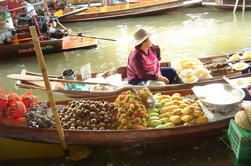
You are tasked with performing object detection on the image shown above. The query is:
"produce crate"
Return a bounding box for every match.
[227,119,251,160]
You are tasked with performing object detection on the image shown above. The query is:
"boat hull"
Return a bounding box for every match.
[0,90,232,145]
[0,36,97,58]
[0,119,229,145]
[59,0,202,22]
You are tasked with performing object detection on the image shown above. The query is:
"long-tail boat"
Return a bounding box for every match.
[0,33,97,58]
[0,88,236,145]
[54,0,202,22]
[9,54,251,98]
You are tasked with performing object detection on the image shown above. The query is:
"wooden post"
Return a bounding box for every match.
[233,0,239,13]
[29,26,68,156]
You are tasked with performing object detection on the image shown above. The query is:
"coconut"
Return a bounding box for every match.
[234,111,251,131]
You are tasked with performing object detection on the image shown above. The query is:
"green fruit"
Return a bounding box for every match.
[149,112,159,117]
[155,124,166,129]
[149,116,160,121]
[148,108,159,113]
[155,103,164,109]
[160,118,170,123]
[150,120,162,127]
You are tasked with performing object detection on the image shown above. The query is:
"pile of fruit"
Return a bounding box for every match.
[173,58,212,83]
[0,90,39,127]
[205,62,235,76]
[114,90,149,129]
[148,93,208,128]
[58,100,118,130]
[25,103,56,128]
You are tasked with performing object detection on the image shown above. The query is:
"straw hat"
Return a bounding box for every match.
[133,28,151,47]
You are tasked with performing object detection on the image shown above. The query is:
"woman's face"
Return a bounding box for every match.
[143,38,152,48]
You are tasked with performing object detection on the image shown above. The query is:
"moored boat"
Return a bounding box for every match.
[0,88,235,145]
[10,54,251,98]
[54,0,202,22]
[0,33,97,58]
[202,0,251,10]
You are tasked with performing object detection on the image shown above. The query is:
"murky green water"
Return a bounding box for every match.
[1,7,251,99]
[1,7,251,165]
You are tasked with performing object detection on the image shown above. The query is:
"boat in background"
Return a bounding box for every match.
[202,0,251,10]
[55,0,202,22]
[10,54,251,98]
[0,33,97,58]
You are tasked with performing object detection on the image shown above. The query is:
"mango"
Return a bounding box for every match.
[181,115,193,122]
[155,124,166,129]
[160,117,170,123]
[196,116,208,124]
[182,106,194,115]
[183,122,192,126]
[155,103,164,109]
[150,120,162,127]
[149,112,159,117]
[172,109,182,115]
[165,122,175,127]
[170,115,181,124]
[149,116,160,121]
[148,108,159,113]
[193,110,204,118]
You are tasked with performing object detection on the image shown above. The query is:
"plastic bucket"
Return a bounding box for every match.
[63,69,76,90]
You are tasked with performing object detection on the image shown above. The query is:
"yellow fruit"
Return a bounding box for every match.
[182,106,194,115]
[161,112,173,118]
[172,93,181,97]
[196,116,208,124]
[170,115,182,124]
[193,110,204,118]
[165,122,175,127]
[179,104,189,109]
[183,122,192,126]
[172,96,183,101]
[160,98,172,104]
[172,109,182,115]
[164,101,175,107]
[160,105,179,114]
[181,115,194,122]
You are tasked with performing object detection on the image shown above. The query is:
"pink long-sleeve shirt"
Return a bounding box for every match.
[127,45,161,84]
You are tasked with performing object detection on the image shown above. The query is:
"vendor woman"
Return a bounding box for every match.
[127,28,178,85]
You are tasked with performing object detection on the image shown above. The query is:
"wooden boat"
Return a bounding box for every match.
[12,54,251,98]
[202,0,251,10]
[0,89,235,145]
[0,33,97,58]
[54,0,202,22]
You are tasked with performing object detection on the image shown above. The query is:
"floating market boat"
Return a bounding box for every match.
[0,89,236,145]
[0,33,97,58]
[54,0,202,22]
[202,0,251,10]
[9,54,251,98]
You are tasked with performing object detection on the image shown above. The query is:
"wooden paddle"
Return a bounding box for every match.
[75,33,117,41]
[7,74,118,87]
[29,26,69,157]
[56,21,117,41]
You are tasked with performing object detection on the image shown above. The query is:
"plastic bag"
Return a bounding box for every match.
[80,63,91,80]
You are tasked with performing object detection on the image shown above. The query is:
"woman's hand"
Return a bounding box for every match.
[157,76,169,84]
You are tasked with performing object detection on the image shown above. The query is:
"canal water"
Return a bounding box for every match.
[1,7,251,165]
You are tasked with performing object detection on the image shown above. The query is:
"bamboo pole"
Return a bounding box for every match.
[233,0,239,13]
[29,26,69,156]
